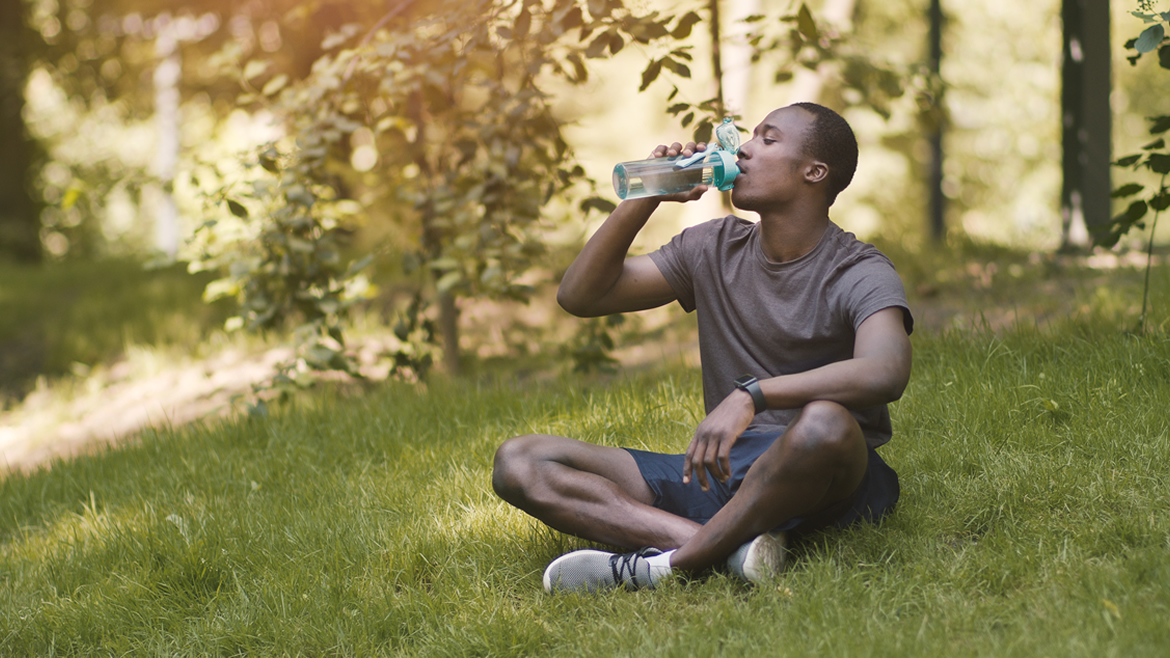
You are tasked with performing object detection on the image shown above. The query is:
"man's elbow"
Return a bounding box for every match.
[556,286,593,317]
[878,367,911,404]
[882,377,908,403]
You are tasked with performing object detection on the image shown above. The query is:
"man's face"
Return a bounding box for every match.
[730,107,818,212]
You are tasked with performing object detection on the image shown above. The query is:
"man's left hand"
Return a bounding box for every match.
[683,388,756,491]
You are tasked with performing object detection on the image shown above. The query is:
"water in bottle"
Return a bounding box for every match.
[612,117,742,200]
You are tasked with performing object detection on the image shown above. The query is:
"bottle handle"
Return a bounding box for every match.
[672,151,708,169]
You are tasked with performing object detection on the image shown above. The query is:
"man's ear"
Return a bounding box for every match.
[804,161,829,185]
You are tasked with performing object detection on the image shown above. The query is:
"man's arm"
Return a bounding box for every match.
[557,142,707,318]
[683,306,912,489]
[754,305,912,409]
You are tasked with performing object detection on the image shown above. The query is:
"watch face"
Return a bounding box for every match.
[735,375,756,387]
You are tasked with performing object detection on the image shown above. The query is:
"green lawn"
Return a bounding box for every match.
[2,320,1168,656]
[0,259,230,401]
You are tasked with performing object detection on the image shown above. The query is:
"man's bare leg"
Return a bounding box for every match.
[492,434,701,550]
[669,400,869,572]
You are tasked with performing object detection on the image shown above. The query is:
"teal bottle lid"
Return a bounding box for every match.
[673,116,741,190]
[709,150,740,191]
[714,116,741,154]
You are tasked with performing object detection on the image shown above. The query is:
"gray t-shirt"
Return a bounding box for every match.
[648,216,913,448]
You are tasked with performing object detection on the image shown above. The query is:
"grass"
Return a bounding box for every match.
[0,259,231,402]
[1,317,1169,655]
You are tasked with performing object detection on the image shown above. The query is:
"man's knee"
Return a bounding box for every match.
[491,434,539,501]
[787,400,864,460]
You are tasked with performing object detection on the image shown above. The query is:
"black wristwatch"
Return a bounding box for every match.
[734,375,766,414]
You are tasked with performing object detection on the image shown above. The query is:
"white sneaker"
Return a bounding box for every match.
[726,531,788,584]
[543,547,664,593]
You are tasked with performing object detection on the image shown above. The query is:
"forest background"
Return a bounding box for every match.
[0,0,1168,464]
[2,1,1170,654]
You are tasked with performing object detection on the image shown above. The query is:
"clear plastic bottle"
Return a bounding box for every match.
[612,117,742,200]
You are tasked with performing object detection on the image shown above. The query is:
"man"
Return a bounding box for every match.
[492,103,913,593]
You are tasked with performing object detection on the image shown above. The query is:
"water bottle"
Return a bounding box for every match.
[612,117,742,200]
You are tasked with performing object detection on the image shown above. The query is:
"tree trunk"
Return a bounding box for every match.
[928,0,946,242]
[707,0,732,211]
[721,0,760,117]
[438,291,459,375]
[154,13,182,259]
[0,0,41,262]
[1060,0,1111,250]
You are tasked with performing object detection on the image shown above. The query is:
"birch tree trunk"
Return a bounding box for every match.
[154,14,181,259]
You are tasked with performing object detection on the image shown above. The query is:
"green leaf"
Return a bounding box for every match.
[1151,190,1170,211]
[259,155,279,174]
[693,119,713,145]
[262,74,288,96]
[430,257,460,271]
[671,11,703,40]
[1122,200,1149,223]
[562,6,583,31]
[1149,153,1170,174]
[566,52,588,82]
[243,60,270,81]
[797,3,819,42]
[1150,115,1170,134]
[436,270,462,293]
[1112,183,1145,198]
[1115,154,1143,167]
[580,197,617,214]
[1143,138,1166,150]
[1160,44,1170,70]
[662,57,691,78]
[639,58,663,91]
[347,254,374,275]
[609,31,624,55]
[667,86,680,102]
[681,111,695,127]
[61,187,82,210]
[515,10,532,39]
[227,199,249,218]
[585,32,610,58]
[203,278,238,302]
[1135,24,1165,54]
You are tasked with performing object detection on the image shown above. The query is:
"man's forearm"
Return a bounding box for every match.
[757,356,910,412]
[557,198,659,314]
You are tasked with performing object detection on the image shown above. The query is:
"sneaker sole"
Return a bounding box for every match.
[739,531,788,584]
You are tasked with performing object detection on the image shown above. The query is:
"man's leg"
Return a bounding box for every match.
[670,399,869,572]
[492,434,701,550]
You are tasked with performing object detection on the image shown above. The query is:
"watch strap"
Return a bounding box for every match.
[734,375,766,414]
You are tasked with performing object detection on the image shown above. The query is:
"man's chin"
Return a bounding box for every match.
[730,191,758,211]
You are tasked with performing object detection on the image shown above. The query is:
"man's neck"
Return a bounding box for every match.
[754,203,831,264]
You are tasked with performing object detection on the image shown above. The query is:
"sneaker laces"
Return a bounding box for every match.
[609,547,661,589]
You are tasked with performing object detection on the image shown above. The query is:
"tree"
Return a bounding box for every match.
[1060,0,1113,249]
[188,0,698,378]
[0,0,41,262]
[1100,3,1170,333]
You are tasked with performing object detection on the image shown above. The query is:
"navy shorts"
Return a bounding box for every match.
[624,430,899,536]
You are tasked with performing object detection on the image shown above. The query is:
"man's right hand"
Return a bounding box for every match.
[649,141,710,204]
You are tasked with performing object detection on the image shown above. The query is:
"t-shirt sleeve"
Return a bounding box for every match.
[838,253,914,336]
[647,219,723,314]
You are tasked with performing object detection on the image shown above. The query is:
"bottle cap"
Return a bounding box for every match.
[709,150,740,191]
[715,117,741,154]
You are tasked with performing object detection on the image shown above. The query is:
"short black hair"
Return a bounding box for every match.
[790,102,858,205]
